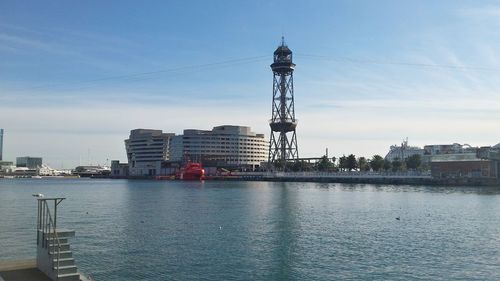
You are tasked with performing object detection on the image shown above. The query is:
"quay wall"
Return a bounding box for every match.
[214,172,500,187]
[108,172,500,186]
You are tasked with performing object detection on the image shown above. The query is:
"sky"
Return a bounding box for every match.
[1,0,500,168]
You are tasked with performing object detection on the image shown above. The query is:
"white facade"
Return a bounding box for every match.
[385,139,424,162]
[125,129,175,176]
[170,125,267,168]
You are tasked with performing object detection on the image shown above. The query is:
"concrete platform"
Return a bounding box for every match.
[0,260,91,281]
[0,259,51,281]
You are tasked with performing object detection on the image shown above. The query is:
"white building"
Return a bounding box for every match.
[170,125,267,169]
[125,129,175,176]
[385,139,424,162]
[0,161,15,174]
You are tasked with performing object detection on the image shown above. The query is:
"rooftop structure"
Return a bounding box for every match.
[423,143,474,155]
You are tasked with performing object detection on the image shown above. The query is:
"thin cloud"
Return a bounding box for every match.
[458,6,500,20]
[0,33,54,51]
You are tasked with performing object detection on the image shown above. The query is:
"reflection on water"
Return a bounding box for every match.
[320,182,500,195]
[0,179,499,281]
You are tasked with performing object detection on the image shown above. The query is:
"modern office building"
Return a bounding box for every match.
[125,129,175,176]
[16,156,43,169]
[0,128,3,161]
[170,125,267,169]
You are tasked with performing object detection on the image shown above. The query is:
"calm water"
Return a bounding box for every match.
[0,179,499,280]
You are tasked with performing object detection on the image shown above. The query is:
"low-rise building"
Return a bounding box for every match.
[12,167,38,177]
[110,160,129,177]
[0,160,14,174]
[430,153,497,179]
[430,143,500,180]
[73,165,111,177]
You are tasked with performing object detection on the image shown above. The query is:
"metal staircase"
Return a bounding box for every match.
[36,198,81,281]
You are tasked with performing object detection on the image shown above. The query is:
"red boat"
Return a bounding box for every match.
[176,162,205,180]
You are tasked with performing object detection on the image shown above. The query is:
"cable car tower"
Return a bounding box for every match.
[268,37,299,169]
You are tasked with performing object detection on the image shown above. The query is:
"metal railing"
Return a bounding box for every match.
[37,197,65,281]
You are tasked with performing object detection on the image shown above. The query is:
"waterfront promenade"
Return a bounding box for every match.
[220,171,499,186]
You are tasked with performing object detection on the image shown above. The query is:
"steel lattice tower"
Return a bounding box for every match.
[268,38,298,169]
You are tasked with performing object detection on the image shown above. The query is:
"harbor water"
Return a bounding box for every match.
[1,179,499,280]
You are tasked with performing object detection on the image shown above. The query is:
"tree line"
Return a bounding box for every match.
[287,154,426,172]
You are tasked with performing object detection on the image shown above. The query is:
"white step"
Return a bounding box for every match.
[52,257,75,267]
[43,229,75,238]
[46,238,69,244]
[57,272,80,281]
[49,242,71,251]
[49,250,72,259]
[53,265,78,275]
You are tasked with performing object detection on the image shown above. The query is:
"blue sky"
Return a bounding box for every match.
[1,0,500,168]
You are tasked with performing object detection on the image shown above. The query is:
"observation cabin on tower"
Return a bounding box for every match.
[271,43,296,74]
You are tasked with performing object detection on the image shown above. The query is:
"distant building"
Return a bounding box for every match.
[12,167,38,177]
[0,128,3,161]
[0,160,14,174]
[38,164,68,176]
[110,160,129,177]
[385,139,424,162]
[430,144,500,180]
[431,153,499,179]
[423,143,474,156]
[16,156,42,169]
[170,125,267,170]
[125,129,175,176]
[73,165,110,177]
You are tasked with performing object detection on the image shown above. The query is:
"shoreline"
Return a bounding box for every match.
[113,172,500,187]
[1,173,499,187]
